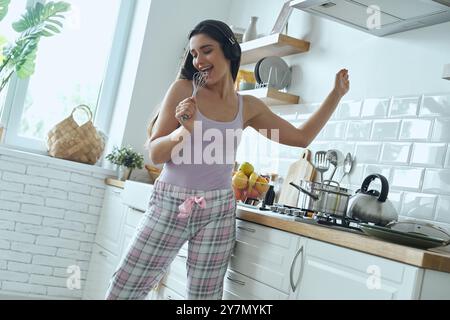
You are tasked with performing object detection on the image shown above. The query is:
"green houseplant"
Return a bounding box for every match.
[0,1,71,93]
[106,146,144,181]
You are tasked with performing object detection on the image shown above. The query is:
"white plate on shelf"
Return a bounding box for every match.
[256,56,291,90]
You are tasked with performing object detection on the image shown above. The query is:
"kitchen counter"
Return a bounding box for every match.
[105,178,450,273]
[105,178,125,189]
[236,205,450,274]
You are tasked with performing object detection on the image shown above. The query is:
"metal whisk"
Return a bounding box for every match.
[181,71,208,121]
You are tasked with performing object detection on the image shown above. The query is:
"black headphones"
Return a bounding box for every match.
[191,20,241,61]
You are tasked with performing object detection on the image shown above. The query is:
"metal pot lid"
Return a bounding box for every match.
[359,223,450,249]
[386,220,450,240]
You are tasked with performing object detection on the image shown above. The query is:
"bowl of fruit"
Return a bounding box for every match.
[232,162,270,203]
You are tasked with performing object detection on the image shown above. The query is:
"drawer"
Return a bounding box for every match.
[223,269,289,300]
[163,255,187,297]
[122,181,153,212]
[306,239,411,283]
[230,220,300,293]
[158,285,184,300]
[125,207,144,228]
[236,219,294,249]
[160,243,189,297]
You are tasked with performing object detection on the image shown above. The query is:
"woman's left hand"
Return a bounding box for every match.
[333,69,350,97]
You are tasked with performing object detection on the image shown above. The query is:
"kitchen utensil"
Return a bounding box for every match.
[326,150,338,183]
[181,71,208,121]
[290,180,351,217]
[314,151,330,187]
[260,185,275,210]
[339,153,353,183]
[257,56,291,89]
[347,174,398,226]
[278,149,316,207]
[359,223,450,249]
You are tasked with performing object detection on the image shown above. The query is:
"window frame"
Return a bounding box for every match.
[0,0,136,154]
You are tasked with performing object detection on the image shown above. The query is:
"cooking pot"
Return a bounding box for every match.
[290,180,351,217]
[347,174,398,226]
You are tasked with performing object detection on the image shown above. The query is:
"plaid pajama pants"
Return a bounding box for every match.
[105,180,236,300]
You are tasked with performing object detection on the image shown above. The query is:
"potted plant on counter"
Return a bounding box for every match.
[106,146,144,181]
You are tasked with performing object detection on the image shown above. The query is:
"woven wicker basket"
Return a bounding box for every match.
[47,105,105,165]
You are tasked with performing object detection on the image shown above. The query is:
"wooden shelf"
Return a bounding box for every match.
[239,87,300,106]
[240,33,310,65]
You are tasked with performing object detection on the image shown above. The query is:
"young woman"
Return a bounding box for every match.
[106,19,349,300]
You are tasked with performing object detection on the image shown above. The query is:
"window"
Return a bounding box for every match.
[0,0,135,153]
[0,0,27,121]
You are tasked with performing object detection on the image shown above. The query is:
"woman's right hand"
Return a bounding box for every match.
[175,97,197,132]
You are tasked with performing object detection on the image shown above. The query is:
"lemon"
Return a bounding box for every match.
[232,171,248,190]
[247,172,258,192]
[238,162,254,177]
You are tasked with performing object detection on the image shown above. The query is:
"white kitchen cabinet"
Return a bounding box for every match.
[229,219,302,295]
[154,243,188,299]
[155,219,302,300]
[83,244,119,300]
[119,207,145,260]
[419,269,450,299]
[294,238,423,300]
[157,285,184,300]
[94,186,127,255]
[223,269,289,300]
[84,186,126,300]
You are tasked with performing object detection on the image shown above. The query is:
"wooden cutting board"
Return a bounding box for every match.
[278,149,316,207]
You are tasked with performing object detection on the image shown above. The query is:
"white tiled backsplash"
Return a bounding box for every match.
[236,92,450,230]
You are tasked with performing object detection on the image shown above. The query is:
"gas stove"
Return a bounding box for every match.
[240,203,363,234]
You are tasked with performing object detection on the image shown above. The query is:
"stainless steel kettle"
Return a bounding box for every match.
[347,174,398,226]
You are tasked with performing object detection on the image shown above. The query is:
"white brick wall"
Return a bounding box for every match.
[239,92,450,231]
[0,147,114,299]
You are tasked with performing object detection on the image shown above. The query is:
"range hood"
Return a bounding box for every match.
[290,0,450,36]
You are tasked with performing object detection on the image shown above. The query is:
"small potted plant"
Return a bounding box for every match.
[106,146,144,181]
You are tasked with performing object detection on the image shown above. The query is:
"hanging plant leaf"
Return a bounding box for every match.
[0,1,70,94]
[0,0,11,22]
[12,1,70,37]
[0,35,6,65]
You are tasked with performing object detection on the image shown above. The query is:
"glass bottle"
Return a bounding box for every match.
[243,16,258,42]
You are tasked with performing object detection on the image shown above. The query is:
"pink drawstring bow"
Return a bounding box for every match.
[178,196,206,219]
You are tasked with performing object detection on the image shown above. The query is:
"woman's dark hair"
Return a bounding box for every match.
[146,20,241,147]
[179,19,241,81]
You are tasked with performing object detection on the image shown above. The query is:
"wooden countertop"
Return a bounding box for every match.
[104,179,450,273]
[236,205,450,274]
[105,178,125,189]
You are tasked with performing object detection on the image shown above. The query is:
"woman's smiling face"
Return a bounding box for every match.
[189,33,231,85]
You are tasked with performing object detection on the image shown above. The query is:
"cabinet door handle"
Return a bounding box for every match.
[237,226,256,233]
[289,245,304,292]
[130,206,146,213]
[226,276,246,286]
[99,250,108,258]
[177,254,187,259]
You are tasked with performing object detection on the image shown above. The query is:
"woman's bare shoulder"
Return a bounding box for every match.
[240,94,269,127]
[241,94,266,108]
[168,79,192,97]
